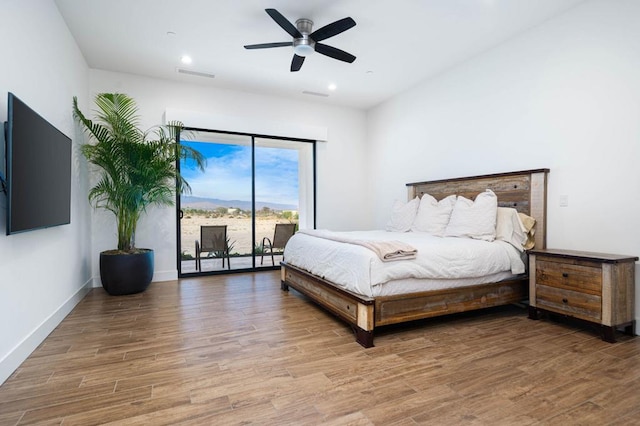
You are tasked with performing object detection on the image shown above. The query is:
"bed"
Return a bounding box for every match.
[280,169,549,347]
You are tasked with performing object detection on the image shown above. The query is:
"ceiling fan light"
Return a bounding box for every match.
[293,43,314,57]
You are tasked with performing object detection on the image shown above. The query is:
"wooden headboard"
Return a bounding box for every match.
[406,169,549,250]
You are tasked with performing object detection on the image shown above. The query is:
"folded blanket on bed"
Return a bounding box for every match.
[298,229,418,261]
[518,212,536,250]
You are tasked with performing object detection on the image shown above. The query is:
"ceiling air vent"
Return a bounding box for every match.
[176,68,216,79]
[302,90,329,97]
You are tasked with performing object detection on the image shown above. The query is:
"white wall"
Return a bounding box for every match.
[88,70,369,282]
[0,0,91,384]
[367,0,640,318]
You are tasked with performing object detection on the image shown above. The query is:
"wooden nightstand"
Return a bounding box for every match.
[528,248,638,342]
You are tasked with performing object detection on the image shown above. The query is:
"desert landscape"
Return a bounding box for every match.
[180,208,296,258]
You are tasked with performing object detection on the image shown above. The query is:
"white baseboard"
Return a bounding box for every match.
[153,269,178,282]
[91,275,101,288]
[0,279,93,386]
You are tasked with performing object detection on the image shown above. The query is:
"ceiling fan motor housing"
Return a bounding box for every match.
[293,19,315,56]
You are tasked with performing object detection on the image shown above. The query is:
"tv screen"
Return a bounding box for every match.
[5,93,72,234]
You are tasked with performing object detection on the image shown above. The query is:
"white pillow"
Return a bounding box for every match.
[386,197,419,232]
[444,190,497,241]
[495,207,528,251]
[411,194,457,236]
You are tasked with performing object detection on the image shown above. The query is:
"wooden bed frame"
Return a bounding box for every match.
[281,169,549,347]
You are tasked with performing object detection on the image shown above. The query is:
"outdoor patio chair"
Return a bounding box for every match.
[260,223,297,266]
[196,225,230,271]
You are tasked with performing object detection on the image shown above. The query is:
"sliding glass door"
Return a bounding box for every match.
[177,129,314,276]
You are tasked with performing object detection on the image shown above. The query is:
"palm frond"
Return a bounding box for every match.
[73,93,206,251]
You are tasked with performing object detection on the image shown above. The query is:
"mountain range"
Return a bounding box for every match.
[181,196,297,212]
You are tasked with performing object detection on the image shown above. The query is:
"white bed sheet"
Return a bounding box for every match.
[283,230,525,297]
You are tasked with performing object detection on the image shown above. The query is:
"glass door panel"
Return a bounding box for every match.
[254,138,314,269]
[179,131,253,274]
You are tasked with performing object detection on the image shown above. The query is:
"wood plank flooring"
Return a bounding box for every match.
[1,271,640,425]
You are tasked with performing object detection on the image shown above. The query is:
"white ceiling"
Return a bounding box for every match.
[55,0,586,110]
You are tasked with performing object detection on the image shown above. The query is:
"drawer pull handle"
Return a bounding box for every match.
[562,273,569,278]
[562,298,568,304]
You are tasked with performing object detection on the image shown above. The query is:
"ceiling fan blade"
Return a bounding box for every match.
[265,8,302,39]
[244,42,293,50]
[290,54,305,72]
[314,43,356,63]
[310,17,356,42]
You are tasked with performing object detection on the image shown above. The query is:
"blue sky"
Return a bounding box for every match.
[180,141,299,207]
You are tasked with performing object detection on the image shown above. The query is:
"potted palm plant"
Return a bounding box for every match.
[73,93,204,295]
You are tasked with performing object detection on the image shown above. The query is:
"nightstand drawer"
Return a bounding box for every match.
[529,249,637,342]
[536,284,601,321]
[535,259,601,295]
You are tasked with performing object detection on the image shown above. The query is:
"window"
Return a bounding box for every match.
[177,129,315,275]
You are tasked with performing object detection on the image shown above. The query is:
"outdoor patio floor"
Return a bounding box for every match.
[180,254,284,274]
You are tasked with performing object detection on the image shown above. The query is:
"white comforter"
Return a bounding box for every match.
[283,230,525,297]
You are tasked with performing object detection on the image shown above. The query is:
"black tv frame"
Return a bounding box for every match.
[4,93,72,235]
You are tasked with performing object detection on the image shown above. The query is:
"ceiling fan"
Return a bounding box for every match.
[244,8,356,72]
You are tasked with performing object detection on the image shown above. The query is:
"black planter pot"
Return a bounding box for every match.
[99,249,154,296]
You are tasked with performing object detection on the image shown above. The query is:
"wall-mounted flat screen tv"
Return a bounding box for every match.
[5,93,72,234]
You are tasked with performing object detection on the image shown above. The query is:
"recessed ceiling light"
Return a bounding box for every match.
[181,55,192,65]
[166,31,176,37]
[328,83,337,91]
[366,70,374,75]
